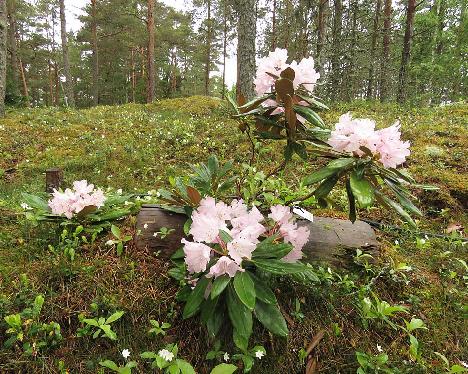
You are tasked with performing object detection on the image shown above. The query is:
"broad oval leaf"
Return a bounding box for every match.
[350,171,375,208]
[210,363,238,374]
[254,300,288,337]
[211,275,231,299]
[233,272,256,310]
[183,276,210,319]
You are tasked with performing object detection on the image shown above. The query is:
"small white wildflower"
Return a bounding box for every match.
[420,239,426,244]
[223,352,230,361]
[20,203,32,210]
[143,223,148,229]
[255,350,265,359]
[105,240,114,246]
[158,349,174,362]
[101,134,105,138]
[377,344,383,352]
[461,361,468,368]
[121,349,130,359]
[124,201,131,206]
[153,232,158,237]
[424,234,429,240]
[116,188,122,194]
[394,240,399,245]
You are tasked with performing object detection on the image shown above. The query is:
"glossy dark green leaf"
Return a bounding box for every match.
[227,286,252,350]
[254,300,288,337]
[252,259,308,275]
[304,158,355,185]
[233,272,256,310]
[293,105,326,128]
[182,277,210,319]
[350,171,375,208]
[375,190,417,228]
[211,275,231,299]
[314,174,339,198]
[250,274,277,304]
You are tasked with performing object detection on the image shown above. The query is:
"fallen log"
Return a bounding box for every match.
[136,205,379,263]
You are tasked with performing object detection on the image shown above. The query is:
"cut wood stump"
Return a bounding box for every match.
[45,168,63,193]
[136,205,379,263]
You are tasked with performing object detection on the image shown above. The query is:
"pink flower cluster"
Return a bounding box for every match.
[327,113,411,168]
[254,48,320,95]
[181,198,310,278]
[48,180,106,219]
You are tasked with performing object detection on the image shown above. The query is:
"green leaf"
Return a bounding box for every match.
[211,275,231,299]
[254,300,288,337]
[100,324,117,340]
[345,179,356,223]
[176,359,196,374]
[140,351,159,359]
[304,158,355,185]
[253,235,292,259]
[219,230,233,243]
[210,363,238,374]
[83,318,100,327]
[111,224,121,238]
[99,360,119,371]
[227,285,252,350]
[405,318,427,332]
[21,193,49,211]
[350,171,374,208]
[375,191,417,228]
[233,272,256,310]
[251,274,277,304]
[296,94,329,110]
[183,276,210,319]
[293,105,326,128]
[106,311,124,324]
[252,259,308,275]
[314,174,339,199]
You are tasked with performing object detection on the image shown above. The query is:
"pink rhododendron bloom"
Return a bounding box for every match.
[328,114,410,168]
[207,256,244,278]
[269,205,293,225]
[227,236,257,265]
[229,199,249,219]
[290,57,320,92]
[197,196,232,221]
[254,48,289,95]
[376,122,411,168]
[48,180,106,219]
[189,210,228,244]
[231,205,264,231]
[182,238,212,273]
[279,223,310,263]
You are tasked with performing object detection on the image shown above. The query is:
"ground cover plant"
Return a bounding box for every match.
[0,94,467,373]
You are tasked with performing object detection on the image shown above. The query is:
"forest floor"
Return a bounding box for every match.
[0,97,467,373]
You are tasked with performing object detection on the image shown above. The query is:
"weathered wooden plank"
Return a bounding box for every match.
[136,205,379,263]
[45,168,63,193]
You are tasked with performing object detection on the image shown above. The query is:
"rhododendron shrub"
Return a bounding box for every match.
[48,180,106,219]
[231,49,429,227]
[21,182,135,226]
[175,197,317,351]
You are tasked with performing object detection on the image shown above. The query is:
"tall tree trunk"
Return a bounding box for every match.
[222,0,227,99]
[6,0,19,96]
[59,0,75,107]
[146,0,155,103]
[316,0,328,78]
[235,0,256,101]
[329,0,342,99]
[366,0,381,99]
[379,0,392,102]
[271,0,277,50]
[397,0,416,104]
[91,0,99,106]
[204,0,211,96]
[0,0,6,116]
[131,47,136,102]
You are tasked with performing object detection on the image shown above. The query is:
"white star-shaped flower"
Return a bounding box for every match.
[105,240,114,246]
[143,223,148,229]
[255,350,265,359]
[158,349,174,362]
[377,344,383,352]
[20,203,32,210]
[223,352,230,361]
[153,232,158,237]
[121,349,130,359]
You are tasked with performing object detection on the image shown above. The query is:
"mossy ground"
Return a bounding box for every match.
[0,97,467,373]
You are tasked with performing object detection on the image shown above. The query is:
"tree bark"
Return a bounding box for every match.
[366,0,382,99]
[271,0,277,50]
[316,0,328,78]
[397,0,416,104]
[329,0,342,99]
[0,0,6,116]
[91,0,99,106]
[6,0,19,97]
[59,0,75,107]
[204,0,211,96]
[146,0,155,103]
[235,0,256,101]
[379,0,392,102]
[222,0,227,99]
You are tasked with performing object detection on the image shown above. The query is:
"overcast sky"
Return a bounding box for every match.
[64,0,237,87]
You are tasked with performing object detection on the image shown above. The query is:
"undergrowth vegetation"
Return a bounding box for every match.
[0,96,467,373]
